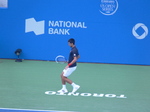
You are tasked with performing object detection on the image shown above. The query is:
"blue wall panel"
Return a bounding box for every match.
[0,0,150,65]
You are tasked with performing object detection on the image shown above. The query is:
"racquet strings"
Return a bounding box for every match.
[55,55,67,64]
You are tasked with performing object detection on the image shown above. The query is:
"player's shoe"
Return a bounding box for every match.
[57,89,68,93]
[72,85,80,93]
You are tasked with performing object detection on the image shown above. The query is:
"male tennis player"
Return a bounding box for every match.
[57,38,80,93]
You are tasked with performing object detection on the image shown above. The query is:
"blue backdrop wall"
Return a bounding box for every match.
[0,0,150,65]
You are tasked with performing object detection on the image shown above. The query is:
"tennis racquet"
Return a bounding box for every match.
[55,55,67,64]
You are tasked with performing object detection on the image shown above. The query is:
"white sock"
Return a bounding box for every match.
[62,85,66,90]
[71,82,76,87]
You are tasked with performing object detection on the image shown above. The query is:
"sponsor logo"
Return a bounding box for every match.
[25,18,87,36]
[132,23,148,39]
[48,21,87,35]
[99,0,118,16]
[45,91,127,99]
[25,18,45,35]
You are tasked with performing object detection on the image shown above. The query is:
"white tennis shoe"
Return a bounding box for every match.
[72,85,80,93]
[57,89,68,93]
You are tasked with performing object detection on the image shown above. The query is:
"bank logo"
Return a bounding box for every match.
[99,0,118,16]
[25,18,87,36]
[132,23,148,39]
[25,18,45,35]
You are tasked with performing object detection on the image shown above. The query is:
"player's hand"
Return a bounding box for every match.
[65,65,69,70]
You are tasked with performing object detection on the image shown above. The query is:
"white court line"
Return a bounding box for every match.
[0,108,77,112]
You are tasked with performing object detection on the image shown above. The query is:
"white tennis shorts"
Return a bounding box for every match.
[63,66,77,77]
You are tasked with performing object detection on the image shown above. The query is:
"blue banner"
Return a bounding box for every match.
[0,0,150,65]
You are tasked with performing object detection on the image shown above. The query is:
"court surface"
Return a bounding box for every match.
[0,59,150,112]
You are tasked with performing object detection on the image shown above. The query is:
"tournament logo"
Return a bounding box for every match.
[99,0,118,16]
[132,23,148,39]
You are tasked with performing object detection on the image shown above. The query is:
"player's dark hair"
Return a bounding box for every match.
[68,38,75,45]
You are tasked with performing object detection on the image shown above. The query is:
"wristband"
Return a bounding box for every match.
[68,63,72,66]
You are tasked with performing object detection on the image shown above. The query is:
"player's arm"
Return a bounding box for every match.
[65,55,79,69]
[69,53,80,66]
[65,57,77,69]
[77,55,80,59]
[68,56,78,66]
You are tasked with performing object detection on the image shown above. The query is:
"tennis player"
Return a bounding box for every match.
[57,38,80,93]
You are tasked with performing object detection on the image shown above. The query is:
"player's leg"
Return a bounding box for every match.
[61,72,66,85]
[57,67,80,93]
[63,67,80,93]
[62,76,72,84]
[63,76,80,93]
[57,72,68,93]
